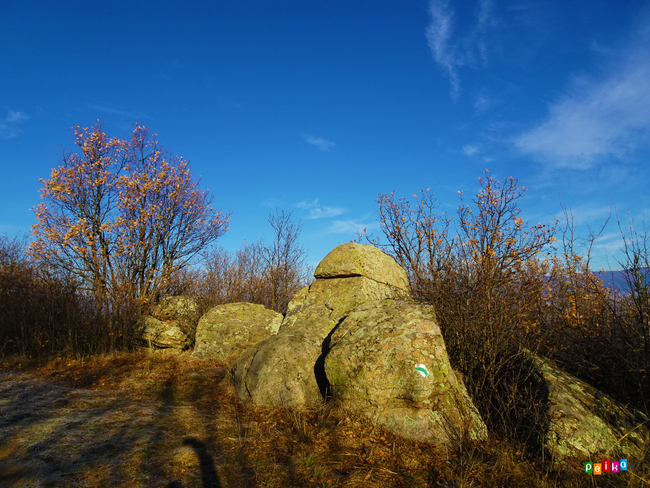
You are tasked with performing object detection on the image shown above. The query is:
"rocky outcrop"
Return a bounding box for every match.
[313,242,410,291]
[191,302,283,364]
[142,316,192,351]
[142,296,202,351]
[325,299,487,445]
[225,240,650,456]
[233,243,411,407]
[526,353,649,463]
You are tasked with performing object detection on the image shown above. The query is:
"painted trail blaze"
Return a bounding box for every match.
[415,364,429,377]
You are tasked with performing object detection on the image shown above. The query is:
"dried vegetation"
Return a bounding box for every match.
[2,351,638,488]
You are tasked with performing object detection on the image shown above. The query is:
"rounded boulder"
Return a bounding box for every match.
[325,299,487,445]
[314,243,410,292]
[191,302,283,364]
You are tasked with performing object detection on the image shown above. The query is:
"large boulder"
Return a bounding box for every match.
[233,243,411,407]
[142,316,191,351]
[325,299,487,445]
[313,242,410,291]
[148,295,203,346]
[191,302,283,364]
[526,353,649,463]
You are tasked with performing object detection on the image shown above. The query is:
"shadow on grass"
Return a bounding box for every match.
[0,355,233,487]
[181,438,221,488]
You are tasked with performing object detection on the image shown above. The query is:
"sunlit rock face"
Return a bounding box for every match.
[233,243,411,407]
[191,302,282,365]
[325,299,487,446]
[143,295,201,352]
[232,242,486,448]
[525,352,649,463]
[142,296,202,352]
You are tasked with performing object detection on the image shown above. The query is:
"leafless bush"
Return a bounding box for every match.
[184,210,310,314]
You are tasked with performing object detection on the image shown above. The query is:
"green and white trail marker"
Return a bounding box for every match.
[415,364,429,377]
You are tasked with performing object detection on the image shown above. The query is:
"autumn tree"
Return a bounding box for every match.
[363,188,454,300]
[29,123,230,311]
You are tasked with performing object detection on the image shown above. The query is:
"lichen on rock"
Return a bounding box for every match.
[325,299,487,446]
[191,302,282,365]
[525,352,650,463]
[233,243,410,407]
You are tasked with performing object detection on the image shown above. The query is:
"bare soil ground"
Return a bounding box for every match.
[0,351,637,487]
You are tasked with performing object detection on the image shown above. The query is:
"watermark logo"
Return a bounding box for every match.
[585,459,628,474]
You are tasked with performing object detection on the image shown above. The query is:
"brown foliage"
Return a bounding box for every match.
[29,122,230,309]
[0,235,142,357]
[0,352,616,488]
[361,170,649,451]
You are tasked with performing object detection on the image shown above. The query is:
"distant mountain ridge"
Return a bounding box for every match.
[594,268,650,294]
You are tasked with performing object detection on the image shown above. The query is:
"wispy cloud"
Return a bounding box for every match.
[425,0,496,99]
[474,90,498,114]
[463,144,480,156]
[426,0,459,98]
[302,134,336,151]
[87,103,149,121]
[514,26,650,169]
[553,204,613,226]
[260,197,284,208]
[0,109,29,139]
[294,199,347,219]
[326,219,379,235]
[5,110,29,123]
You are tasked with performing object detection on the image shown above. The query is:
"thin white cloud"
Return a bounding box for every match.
[302,134,336,151]
[294,199,346,219]
[425,0,497,99]
[5,110,29,123]
[326,219,379,235]
[463,144,480,156]
[515,27,650,169]
[474,91,498,114]
[426,0,460,98]
[294,199,318,209]
[0,125,21,139]
[88,103,149,120]
[553,204,613,226]
[261,197,284,208]
[0,109,29,139]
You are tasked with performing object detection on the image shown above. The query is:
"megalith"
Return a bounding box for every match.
[191,302,283,365]
[233,243,411,406]
[325,299,487,445]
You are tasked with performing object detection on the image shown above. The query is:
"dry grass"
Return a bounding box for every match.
[0,351,645,487]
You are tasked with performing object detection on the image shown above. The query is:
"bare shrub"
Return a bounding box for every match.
[186,210,310,314]
[359,171,559,445]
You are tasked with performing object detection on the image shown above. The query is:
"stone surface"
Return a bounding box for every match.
[325,299,487,445]
[191,302,283,364]
[150,295,202,345]
[234,276,406,406]
[142,315,191,351]
[527,352,649,463]
[314,242,410,292]
[233,243,411,407]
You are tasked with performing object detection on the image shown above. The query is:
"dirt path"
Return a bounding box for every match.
[0,353,240,487]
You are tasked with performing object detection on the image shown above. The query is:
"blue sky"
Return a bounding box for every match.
[2,0,649,271]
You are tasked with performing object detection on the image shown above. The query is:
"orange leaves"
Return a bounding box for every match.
[29,122,230,305]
